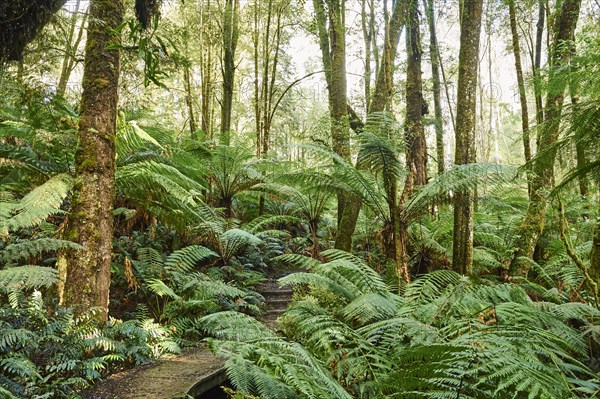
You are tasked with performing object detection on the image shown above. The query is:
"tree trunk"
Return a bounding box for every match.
[183,64,197,139]
[452,0,484,275]
[508,0,532,195]
[511,0,582,276]
[220,0,239,145]
[360,0,372,110]
[423,0,444,175]
[591,198,600,281]
[314,0,355,251]
[405,0,427,187]
[335,0,407,252]
[63,0,123,321]
[57,1,88,97]
[200,0,216,139]
[533,0,545,125]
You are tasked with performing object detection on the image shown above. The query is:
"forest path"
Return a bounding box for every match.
[81,281,293,399]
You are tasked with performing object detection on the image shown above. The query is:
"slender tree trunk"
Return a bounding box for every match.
[368,0,406,114]
[405,0,427,187]
[591,198,600,281]
[569,56,589,198]
[452,0,484,275]
[360,0,372,110]
[423,0,444,175]
[200,0,216,139]
[328,0,350,161]
[63,0,123,321]
[57,2,88,97]
[335,0,407,252]
[511,0,582,276]
[314,0,355,251]
[508,0,532,195]
[253,0,261,157]
[220,0,239,145]
[533,0,545,125]
[183,64,197,139]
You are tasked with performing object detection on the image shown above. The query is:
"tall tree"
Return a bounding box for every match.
[452,0,484,275]
[405,0,427,187]
[511,0,582,276]
[56,0,89,97]
[63,0,123,321]
[423,0,444,175]
[313,0,353,250]
[252,0,288,158]
[508,0,532,195]
[200,0,218,139]
[335,0,407,252]
[220,0,240,145]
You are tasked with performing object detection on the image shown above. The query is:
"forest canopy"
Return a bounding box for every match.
[1,0,600,398]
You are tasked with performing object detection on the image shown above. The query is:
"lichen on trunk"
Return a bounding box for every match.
[63,0,123,322]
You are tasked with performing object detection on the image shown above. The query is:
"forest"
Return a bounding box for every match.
[0,0,599,397]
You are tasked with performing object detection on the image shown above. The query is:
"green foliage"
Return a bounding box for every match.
[0,294,178,398]
[204,253,600,399]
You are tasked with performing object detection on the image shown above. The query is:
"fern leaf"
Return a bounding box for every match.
[0,266,58,291]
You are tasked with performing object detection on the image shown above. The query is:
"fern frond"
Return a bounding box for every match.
[164,245,216,273]
[221,229,262,261]
[0,266,58,291]
[1,238,82,266]
[0,173,74,233]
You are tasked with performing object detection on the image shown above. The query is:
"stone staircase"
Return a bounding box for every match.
[82,280,294,398]
[256,280,294,328]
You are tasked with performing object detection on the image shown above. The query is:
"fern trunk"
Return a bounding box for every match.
[452,0,483,275]
[63,0,123,321]
[510,0,582,276]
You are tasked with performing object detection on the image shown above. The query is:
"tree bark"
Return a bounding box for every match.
[591,198,600,281]
[508,0,532,195]
[63,0,123,321]
[511,0,582,276]
[533,0,545,125]
[183,64,197,139]
[200,0,216,139]
[423,0,444,175]
[220,0,239,145]
[360,0,372,110]
[405,0,427,187]
[452,0,484,275]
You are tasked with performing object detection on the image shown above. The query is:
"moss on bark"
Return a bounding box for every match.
[63,0,123,322]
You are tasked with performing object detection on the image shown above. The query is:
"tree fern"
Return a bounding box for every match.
[204,254,600,398]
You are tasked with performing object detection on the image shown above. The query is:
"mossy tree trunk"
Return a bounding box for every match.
[313,0,354,252]
[510,0,582,276]
[63,0,123,321]
[220,0,239,145]
[423,0,444,175]
[508,0,532,196]
[405,0,427,188]
[591,198,600,281]
[452,0,484,275]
